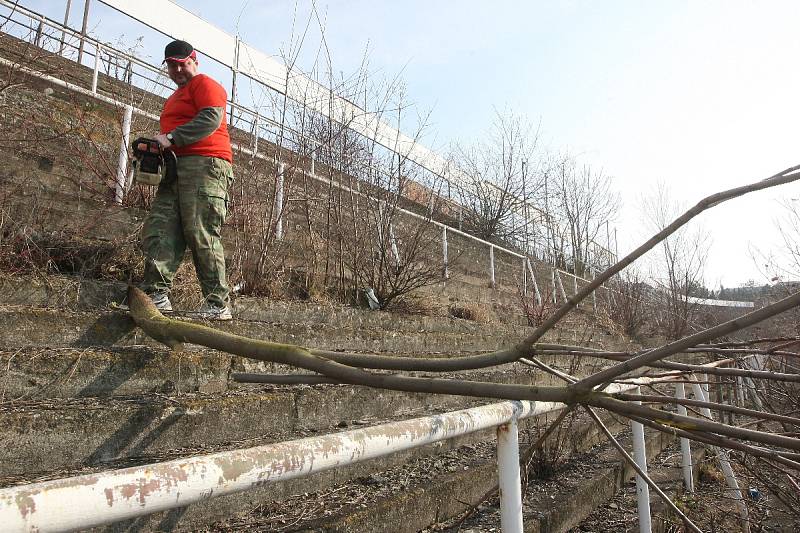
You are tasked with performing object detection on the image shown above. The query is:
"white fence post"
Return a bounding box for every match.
[522,258,527,296]
[497,417,523,533]
[690,380,751,533]
[631,386,652,533]
[389,223,400,270]
[675,382,694,492]
[556,270,568,303]
[114,104,132,205]
[489,245,496,289]
[250,115,259,155]
[77,0,90,64]
[229,35,240,127]
[735,376,744,406]
[526,258,542,306]
[59,0,72,56]
[275,162,285,240]
[442,226,449,280]
[91,42,101,93]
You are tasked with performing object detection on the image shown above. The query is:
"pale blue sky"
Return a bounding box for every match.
[15,0,800,288]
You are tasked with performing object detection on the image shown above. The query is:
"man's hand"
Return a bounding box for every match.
[154,133,172,149]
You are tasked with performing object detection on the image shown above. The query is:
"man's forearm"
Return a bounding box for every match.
[170,106,224,146]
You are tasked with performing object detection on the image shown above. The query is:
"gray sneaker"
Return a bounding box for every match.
[116,292,172,312]
[150,292,173,312]
[197,302,232,321]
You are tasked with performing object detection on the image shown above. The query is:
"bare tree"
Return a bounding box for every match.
[643,184,710,339]
[545,153,619,276]
[450,110,542,244]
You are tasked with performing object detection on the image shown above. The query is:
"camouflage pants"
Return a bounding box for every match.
[141,155,233,307]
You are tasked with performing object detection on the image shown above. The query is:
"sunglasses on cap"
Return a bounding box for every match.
[165,50,197,64]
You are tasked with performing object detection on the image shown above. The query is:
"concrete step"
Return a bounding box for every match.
[0,305,539,352]
[4,345,572,399]
[0,302,614,365]
[4,404,603,532]
[575,441,706,533]
[0,272,531,326]
[0,366,573,481]
[0,273,542,336]
[270,429,671,533]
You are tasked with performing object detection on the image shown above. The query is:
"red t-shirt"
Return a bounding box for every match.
[160,74,233,162]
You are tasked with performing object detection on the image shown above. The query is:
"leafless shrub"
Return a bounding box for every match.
[600,269,648,338]
[518,287,557,327]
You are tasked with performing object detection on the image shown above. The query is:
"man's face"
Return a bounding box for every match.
[166,57,198,87]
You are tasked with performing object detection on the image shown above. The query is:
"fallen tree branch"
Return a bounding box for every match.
[128,286,573,403]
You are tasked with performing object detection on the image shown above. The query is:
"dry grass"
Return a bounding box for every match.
[385,292,443,316]
[447,301,494,323]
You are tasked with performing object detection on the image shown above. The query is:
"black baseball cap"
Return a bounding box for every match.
[164,40,196,63]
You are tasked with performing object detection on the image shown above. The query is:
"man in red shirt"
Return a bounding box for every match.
[140,40,234,320]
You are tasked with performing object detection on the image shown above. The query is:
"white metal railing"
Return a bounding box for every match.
[0,399,563,532]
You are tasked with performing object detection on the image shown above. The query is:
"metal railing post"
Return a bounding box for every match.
[674,382,694,492]
[489,245,496,289]
[91,42,101,93]
[229,36,240,127]
[250,115,259,156]
[114,104,132,204]
[555,270,568,303]
[735,376,744,406]
[522,258,527,296]
[442,226,449,280]
[389,223,401,270]
[631,386,652,533]
[34,20,44,47]
[77,0,91,64]
[526,258,542,306]
[59,0,72,56]
[690,380,751,533]
[497,417,523,533]
[275,162,285,240]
